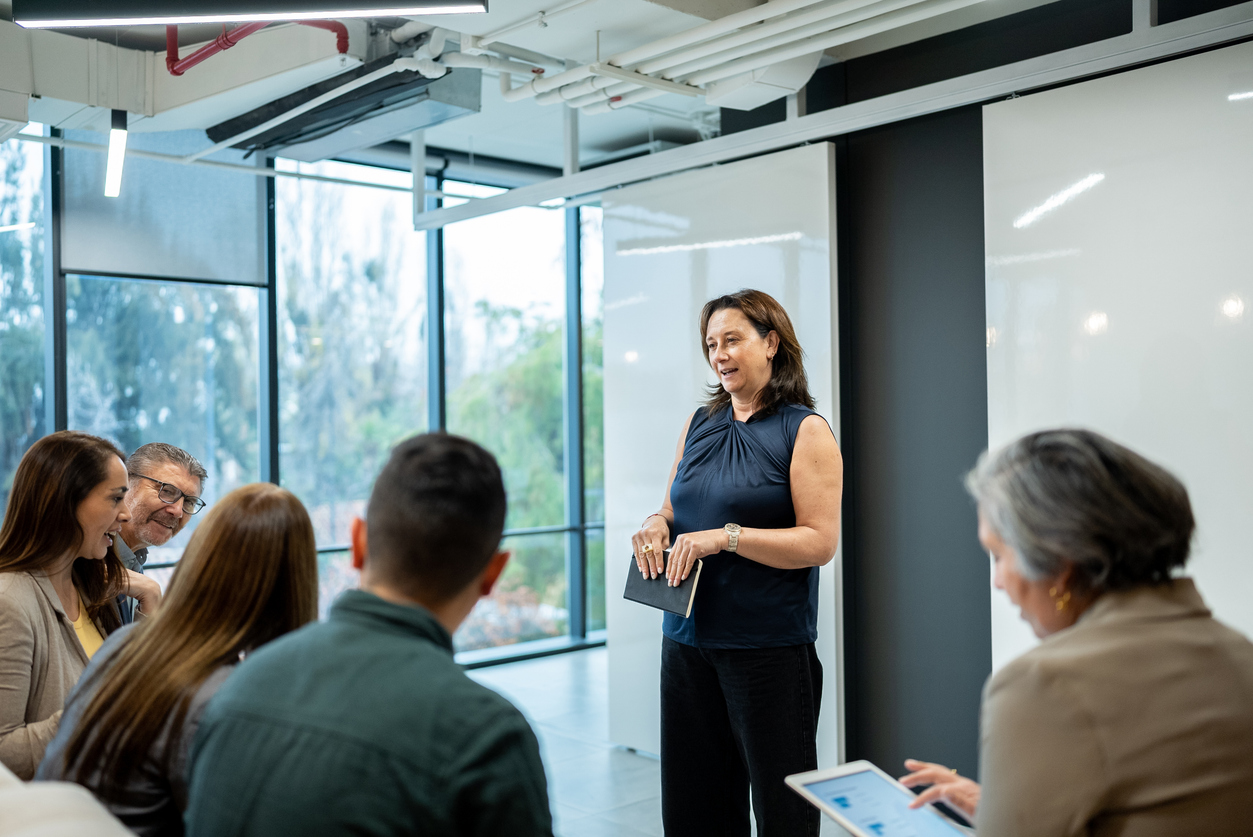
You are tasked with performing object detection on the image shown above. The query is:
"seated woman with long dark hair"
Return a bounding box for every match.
[36,482,318,837]
[0,431,161,779]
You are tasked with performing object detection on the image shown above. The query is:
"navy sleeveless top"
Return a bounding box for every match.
[664,402,826,649]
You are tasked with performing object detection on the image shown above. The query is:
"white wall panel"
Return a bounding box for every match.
[602,143,842,769]
[983,41,1253,670]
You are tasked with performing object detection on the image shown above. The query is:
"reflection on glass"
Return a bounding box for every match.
[1083,311,1109,335]
[1014,173,1104,229]
[275,159,429,547]
[1221,295,1245,320]
[582,206,605,525]
[444,182,566,530]
[586,528,606,633]
[0,136,45,509]
[455,532,567,652]
[66,275,260,563]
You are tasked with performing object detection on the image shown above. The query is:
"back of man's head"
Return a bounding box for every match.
[365,433,506,603]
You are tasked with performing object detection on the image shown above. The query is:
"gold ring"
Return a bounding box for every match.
[950,768,957,774]
[642,544,654,554]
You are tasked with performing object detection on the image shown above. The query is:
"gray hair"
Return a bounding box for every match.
[126,443,208,487]
[965,429,1194,591]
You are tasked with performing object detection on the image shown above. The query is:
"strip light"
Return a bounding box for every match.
[617,231,803,257]
[1013,173,1104,229]
[104,110,127,199]
[1229,91,1253,101]
[0,221,37,234]
[15,5,484,27]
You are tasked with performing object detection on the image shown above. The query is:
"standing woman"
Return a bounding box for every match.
[632,289,843,837]
[0,431,162,778]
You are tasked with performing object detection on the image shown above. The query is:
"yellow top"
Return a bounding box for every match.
[72,591,104,659]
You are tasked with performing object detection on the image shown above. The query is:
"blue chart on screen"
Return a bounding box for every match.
[805,771,964,836]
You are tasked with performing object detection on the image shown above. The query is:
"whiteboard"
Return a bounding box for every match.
[983,41,1253,670]
[602,143,843,769]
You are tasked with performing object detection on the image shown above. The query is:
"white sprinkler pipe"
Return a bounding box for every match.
[531,0,912,108]
[503,0,830,103]
[582,0,990,113]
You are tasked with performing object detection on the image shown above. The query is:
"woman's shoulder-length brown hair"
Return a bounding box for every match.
[0,430,129,633]
[699,289,815,417]
[62,482,319,800]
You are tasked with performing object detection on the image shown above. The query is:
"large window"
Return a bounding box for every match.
[443,181,571,650]
[0,133,46,509]
[13,133,605,662]
[66,275,261,567]
[275,159,429,609]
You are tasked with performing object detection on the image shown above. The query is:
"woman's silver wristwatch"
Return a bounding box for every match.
[724,523,742,553]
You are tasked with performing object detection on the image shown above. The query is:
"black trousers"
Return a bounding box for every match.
[660,637,822,837]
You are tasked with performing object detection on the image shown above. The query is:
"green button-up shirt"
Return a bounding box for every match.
[185,590,553,837]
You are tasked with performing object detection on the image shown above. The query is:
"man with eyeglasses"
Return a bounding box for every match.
[116,443,209,623]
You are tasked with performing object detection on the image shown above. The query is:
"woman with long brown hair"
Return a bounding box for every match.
[36,482,318,836]
[0,430,160,779]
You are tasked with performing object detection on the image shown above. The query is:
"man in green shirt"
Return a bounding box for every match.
[184,434,554,837]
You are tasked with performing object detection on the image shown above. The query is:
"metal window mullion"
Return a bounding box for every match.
[43,128,67,432]
[563,205,586,640]
[427,174,446,432]
[260,158,280,484]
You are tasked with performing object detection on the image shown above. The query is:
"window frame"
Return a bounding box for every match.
[35,132,605,665]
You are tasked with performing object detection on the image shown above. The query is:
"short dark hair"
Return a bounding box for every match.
[126,442,208,486]
[966,428,1195,592]
[365,433,507,602]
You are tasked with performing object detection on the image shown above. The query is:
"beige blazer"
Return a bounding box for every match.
[0,572,95,780]
[977,578,1253,837]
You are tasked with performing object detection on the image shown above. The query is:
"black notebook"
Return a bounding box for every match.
[623,552,703,618]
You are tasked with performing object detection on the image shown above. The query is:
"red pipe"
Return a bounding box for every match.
[166,22,270,76]
[296,20,350,55]
[165,20,349,77]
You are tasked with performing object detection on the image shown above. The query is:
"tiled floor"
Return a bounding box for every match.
[470,648,663,837]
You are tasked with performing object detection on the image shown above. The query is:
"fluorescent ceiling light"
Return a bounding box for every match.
[104,110,127,199]
[14,3,484,27]
[617,231,803,257]
[0,221,37,234]
[1229,91,1253,101]
[1014,173,1104,229]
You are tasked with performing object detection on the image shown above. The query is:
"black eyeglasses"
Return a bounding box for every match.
[130,474,206,515]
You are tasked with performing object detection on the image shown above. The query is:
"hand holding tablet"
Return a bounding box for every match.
[786,761,973,836]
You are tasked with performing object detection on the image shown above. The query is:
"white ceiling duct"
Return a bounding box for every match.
[704,51,823,110]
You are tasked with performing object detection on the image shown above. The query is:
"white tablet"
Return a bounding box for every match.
[786,760,972,837]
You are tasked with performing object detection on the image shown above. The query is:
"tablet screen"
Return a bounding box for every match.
[802,769,966,836]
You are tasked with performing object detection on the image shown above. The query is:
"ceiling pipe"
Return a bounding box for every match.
[502,0,830,103]
[647,0,894,77]
[582,0,989,113]
[472,0,601,48]
[165,22,270,76]
[165,20,348,77]
[534,0,898,109]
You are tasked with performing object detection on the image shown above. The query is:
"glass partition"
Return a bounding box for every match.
[275,159,429,549]
[0,134,46,509]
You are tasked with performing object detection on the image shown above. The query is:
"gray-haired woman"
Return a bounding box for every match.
[901,429,1253,836]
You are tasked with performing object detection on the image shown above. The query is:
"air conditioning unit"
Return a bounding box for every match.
[704,52,823,112]
[205,53,480,161]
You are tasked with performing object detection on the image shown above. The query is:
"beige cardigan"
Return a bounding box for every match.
[977,578,1253,836]
[0,572,96,780]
